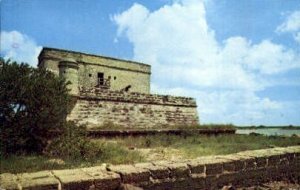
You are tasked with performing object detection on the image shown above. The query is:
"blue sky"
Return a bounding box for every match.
[1,0,300,126]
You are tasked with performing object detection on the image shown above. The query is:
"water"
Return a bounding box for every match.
[236,128,300,136]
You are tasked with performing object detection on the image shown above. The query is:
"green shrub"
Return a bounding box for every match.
[45,121,143,163]
[0,58,70,156]
[44,121,102,162]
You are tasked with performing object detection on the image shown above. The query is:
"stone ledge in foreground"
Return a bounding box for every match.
[1,146,299,190]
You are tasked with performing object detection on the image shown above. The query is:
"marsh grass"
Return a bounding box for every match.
[103,134,299,158]
[1,134,299,174]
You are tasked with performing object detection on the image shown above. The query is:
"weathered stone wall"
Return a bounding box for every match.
[37,47,200,128]
[58,60,80,95]
[2,146,299,190]
[38,47,151,94]
[77,63,150,94]
[68,90,199,128]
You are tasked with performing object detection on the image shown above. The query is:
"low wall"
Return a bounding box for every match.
[68,90,199,128]
[1,146,299,190]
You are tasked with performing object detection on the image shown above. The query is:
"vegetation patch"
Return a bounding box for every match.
[101,133,300,161]
[0,59,70,155]
[0,58,299,175]
[1,133,299,173]
[236,125,300,130]
[90,123,236,131]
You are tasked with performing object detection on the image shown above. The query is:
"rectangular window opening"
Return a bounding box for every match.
[98,72,104,85]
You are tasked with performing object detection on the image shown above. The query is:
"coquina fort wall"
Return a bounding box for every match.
[38,47,199,128]
[68,90,198,128]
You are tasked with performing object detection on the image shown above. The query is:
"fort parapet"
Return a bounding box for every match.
[68,90,198,128]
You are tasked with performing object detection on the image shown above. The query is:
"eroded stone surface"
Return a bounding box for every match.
[108,164,150,184]
[16,171,59,190]
[186,159,205,174]
[153,161,190,178]
[191,156,229,176]
[0,173,19,190]
[134,163,170,179]
[70,96,199,129]
[81,166,121,190]
[220,154,253,171]
[52,169,94,190]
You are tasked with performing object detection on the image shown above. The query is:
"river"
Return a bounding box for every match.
[236,128,300,136]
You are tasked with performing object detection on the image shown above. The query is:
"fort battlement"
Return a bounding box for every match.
[78,90,197,107]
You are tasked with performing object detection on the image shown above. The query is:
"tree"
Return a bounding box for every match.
[0,58,70,155]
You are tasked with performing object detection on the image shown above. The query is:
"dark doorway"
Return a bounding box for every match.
[98,72,104,85]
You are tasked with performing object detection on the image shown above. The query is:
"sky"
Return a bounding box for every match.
[1,0,300,126]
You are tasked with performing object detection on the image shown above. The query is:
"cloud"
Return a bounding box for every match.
[113,1,300,125]
[277,10,300,43]
[152,84,282,125]
[241,39,299,74]
[0,30,42,66]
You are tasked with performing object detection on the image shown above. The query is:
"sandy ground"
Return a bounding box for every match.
[137,148,185,161]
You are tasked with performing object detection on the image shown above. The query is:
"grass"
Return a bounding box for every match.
[103,134,300,159]
[1,134,299,174]
[0,142,143,174]
[94,142,144,164]
[90,123,236,130]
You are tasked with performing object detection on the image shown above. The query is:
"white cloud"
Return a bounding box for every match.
[152,84,281,125]
[277,10,300,43]
[0,30,42,66]
[113,1,300,125]
[277,11,300,32]
[242,39,299,74]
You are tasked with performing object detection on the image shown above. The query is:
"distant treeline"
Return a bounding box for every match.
[236,125,300,130]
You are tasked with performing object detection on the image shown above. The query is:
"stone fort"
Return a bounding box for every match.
[38,47,199,128]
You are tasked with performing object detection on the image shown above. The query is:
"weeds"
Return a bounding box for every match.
[1,133,299,174]
[107,133,300,159]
